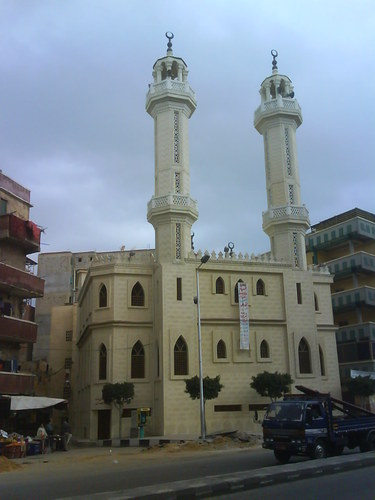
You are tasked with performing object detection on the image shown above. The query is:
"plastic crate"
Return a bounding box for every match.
[3,443,26,459]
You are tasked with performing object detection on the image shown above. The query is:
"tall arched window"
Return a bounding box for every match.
[174,336,188,375]
[131,341,145,378]
[298,338,312,374]
[99,284,107,308]
[216,277,225,294]
[256,279,265,296]
[234,279,243,303]
[319,345,325,376]
[99,344,107,380]
[217,339,227,359]
[260,340,269,358]
[131,282,145,307]
[314,293,319,311]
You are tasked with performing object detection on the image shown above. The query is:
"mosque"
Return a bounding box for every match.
[37,35,341,440]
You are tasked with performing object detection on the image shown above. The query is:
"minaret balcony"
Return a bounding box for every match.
[254,98,302,129]
[263,205,310,229]
[147,194,198,214]
[146,79,197,115]
[0,262,44,298]
[0,214,41,253]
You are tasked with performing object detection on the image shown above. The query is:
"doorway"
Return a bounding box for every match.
[97,409,111,440]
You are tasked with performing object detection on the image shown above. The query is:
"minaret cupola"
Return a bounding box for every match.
[254,50,310,269]
[146,33,198,263]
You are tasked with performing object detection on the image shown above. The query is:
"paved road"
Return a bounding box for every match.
[2,445,375,499]
[217,465,375,500]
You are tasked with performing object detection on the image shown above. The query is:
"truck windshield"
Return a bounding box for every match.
[264,402,304,422]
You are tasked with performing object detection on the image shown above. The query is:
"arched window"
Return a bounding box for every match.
[217,340,227,359]
[131,282,145,307]
[314,293,319,311]
[234,279,244,304]
[99,284,107,308]
[256,279,265,296]
[260,340,269,358]
[298,338,312,374]
[174,336,188,375]
[319,345,325,376]
[99,344,107,380]
[131,341,145,378]
[216,277,225,294]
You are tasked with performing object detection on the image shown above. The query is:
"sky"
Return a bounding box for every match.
[0,0,374,258]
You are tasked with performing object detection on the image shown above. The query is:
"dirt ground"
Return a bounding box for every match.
[0,433,262,474]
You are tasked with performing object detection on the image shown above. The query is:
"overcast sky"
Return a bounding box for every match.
[0,1,374,258]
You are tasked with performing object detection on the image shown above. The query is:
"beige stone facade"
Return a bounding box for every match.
[37,39,341,440]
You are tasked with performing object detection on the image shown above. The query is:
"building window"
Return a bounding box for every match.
[0,198,7,215]
[131,341,145,379]
[319,345,325,376]
[260,340,269,358]
[216,277,225,294]
[234,279,243,304]
[174,336,188,375]
[298,338,312,374]
[256,279,265,296]
[173,111,180,163]
[175,223,181,260]
[65,330,73,342]
[177,277,182,301]
[131,282,145,306]
[64,358,72,370]
[175,172,181,193]
[99,284,107,308]
[99,344,107,380]
[217,340,227,359]
[296,283,302,304]
[314,293,319,311]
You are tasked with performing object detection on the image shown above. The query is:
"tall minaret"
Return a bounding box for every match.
[146,33,198,263]
[254,50,310,270]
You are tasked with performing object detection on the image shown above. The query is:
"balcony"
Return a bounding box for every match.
[0,214,41,253]
[0,371,35,395]
[332,286,375,313]
[0,262,44,298]
[306,217,375,252]
[327,252,375,279]
[336,322,375,343]
[0,316,38,343]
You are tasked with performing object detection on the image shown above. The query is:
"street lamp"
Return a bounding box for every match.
[195,253,210,439]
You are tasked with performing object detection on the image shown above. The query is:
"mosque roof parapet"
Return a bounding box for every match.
[91,250,155,267]
[187,249,289,267]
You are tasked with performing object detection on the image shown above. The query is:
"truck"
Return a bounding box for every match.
[262,385,375,464]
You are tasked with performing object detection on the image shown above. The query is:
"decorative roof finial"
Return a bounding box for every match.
[166,32,174,54]
[271,49,278,71]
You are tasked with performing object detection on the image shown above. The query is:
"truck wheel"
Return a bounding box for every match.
[311,440,327,459]
[274,450,291,464]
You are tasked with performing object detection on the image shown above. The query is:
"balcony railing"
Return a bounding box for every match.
[332,286,375,312]
[0,214,41,253]
[0,371,35,395]
[263,205,310,227]
[336,322,375,343]
[254,98,302,125]
[0,316,38,343]
[0,262,44,297]
[147,194,198,214]
[327,252,375,279]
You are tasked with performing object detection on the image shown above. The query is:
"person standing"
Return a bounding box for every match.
[61,418,72,451]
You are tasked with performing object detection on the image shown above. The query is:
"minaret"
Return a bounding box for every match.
[254,50,310,270]
[146,33,198,263]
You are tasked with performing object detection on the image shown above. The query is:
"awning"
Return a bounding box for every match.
[9,396,67,411]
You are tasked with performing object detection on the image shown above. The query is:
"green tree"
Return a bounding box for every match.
[102,382,134,438]
[185,375,223,435]
[346,376,375,409]
[250,371,293,401]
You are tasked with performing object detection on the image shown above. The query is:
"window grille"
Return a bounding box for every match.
[217,340,227,359]
[131,341,145,378]
[216,277,225,294]
[173,111,180,163]
[99,344,107,380]
[174,336,188,375]
[131,282,145,306]
[298,338,312,373]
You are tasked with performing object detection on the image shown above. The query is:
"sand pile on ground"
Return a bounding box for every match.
[0,456,23,473]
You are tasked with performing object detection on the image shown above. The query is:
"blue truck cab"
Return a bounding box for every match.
[262,385,375,463]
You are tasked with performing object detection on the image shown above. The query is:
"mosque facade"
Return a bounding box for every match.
[38,36,341,440]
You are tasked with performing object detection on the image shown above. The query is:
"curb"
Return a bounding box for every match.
[59,451,375,499]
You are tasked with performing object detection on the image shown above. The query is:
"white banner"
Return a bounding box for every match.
[238,282,249,350]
